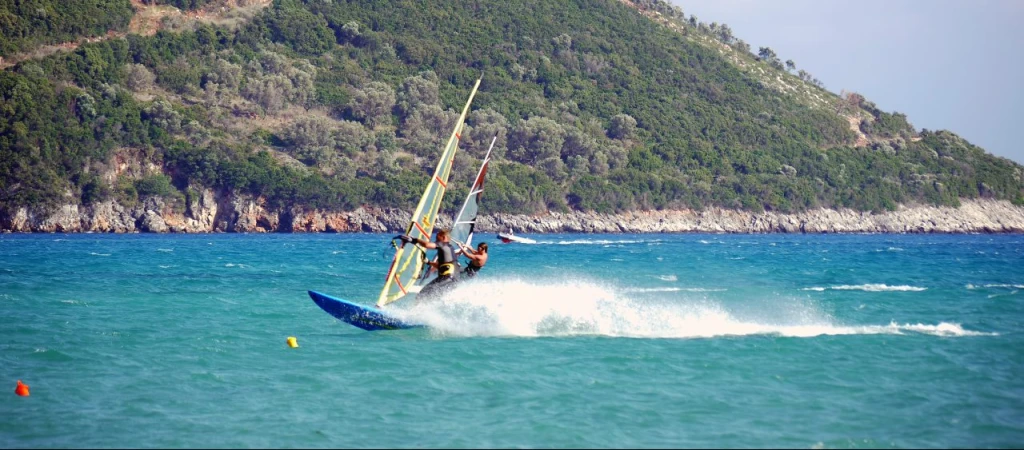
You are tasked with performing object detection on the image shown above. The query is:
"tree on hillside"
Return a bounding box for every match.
[733,39,751,55]
[396,71,440,118]
[509,117,567,180]
[202,58,242,105]
[144,100,183,134]
[339,21,360,45]
[608,113,638,140]
[349,81,396,128]
[837,90,864,116]
[125,64,156,92]
[467,108,510,158]
[757,47,783,70]
[284,116,335,167]
[561,127,598,177]
[785,60,795,72]
[400,104,457,158]
[257,0,334,55]
[552,34,572,54]
[715,23,734,45]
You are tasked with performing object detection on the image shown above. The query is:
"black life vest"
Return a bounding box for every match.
[436,242,458,278]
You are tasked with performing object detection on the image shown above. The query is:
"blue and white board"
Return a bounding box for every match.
[308,290,422,331]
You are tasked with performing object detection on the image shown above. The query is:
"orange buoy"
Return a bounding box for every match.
[15,380,29,397]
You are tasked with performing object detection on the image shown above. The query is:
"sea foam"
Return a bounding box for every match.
[623,287,727,293]
[537,239,655,245]
[387,279,983,338]
[966,283,1024,289]
[802,284,927,292]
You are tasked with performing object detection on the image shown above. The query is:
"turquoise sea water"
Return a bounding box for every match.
[1,233,1022,448]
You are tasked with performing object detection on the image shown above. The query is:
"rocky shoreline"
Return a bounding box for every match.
[2,191,1023,234]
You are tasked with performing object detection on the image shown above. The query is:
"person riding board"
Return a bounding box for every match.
[398,229,459,299]
[457,242,488,278]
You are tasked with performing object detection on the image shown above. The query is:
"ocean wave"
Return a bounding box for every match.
[537,239,655,245]
[655,275,678,282]
[157,248,174,253]
[966,283,1023,298]
[387,279,978,339]
[89,252,111,256]
[29,348,75,361]
[625,287,683,293]
[623,287,727,293]
[966,283,1024,289]
[802,284,926,292]
[892,322,997,337]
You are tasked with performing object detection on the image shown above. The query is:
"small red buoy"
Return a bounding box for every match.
[15,380,29,397]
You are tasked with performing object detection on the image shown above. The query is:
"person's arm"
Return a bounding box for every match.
[463,252,483,265]
[457,242,476,256]
[400,235,437,249]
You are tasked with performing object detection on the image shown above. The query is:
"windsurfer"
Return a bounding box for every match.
[457,242,488,278]
[400,229,459,299]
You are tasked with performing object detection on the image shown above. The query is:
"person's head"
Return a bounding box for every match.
[477,242,488,253]
[435,229,450,243]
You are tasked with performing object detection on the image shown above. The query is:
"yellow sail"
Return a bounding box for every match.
[376,78,482,307]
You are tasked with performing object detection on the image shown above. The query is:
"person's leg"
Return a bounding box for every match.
[418,275,453,300]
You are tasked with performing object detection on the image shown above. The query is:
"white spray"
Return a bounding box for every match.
[385,278,994,338]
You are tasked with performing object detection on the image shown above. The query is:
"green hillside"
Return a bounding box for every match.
[1,0,1021,219]
[0,0,133,57]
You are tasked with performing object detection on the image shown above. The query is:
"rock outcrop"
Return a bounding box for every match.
[479,199,1024,234]
[2,193,1023,234]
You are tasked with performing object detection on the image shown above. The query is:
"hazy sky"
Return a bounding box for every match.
[671,0,1024,164]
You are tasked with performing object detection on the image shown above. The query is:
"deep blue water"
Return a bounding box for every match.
[1,233,1022,448]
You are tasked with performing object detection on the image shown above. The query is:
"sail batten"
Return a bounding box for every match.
[376,78,482,308]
